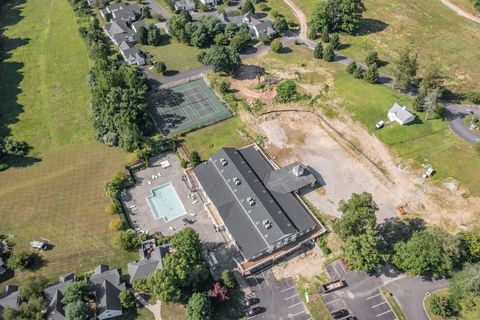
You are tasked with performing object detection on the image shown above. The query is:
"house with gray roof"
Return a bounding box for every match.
[103,20,136,46]
[0,285,20,314]
[0,257,5,275]
[174,0,196,12]
[217,12,276,39]
[120,45,146,66]
[193,145,322,267]
[46,291,65,320]
[89,265,126,320]
[128,240,170,283]
[112,4,141,22]
[44,273,76,301]
[387,102,416,125]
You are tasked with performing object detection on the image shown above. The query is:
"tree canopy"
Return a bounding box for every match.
[309,0,366,35]
[62,280,89,305]
[201,45,241,74]
[65,302,91,320]
[343,227,387,272]
[333,192,377,240]
[186,293,212,320]
[276,80,298,103]
[393,48,418,92]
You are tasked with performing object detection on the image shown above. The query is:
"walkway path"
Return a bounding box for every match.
[134,292,162,320]
[440,0,480,24]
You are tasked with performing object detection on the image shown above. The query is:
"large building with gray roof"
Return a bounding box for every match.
[128,240,171,283]
[193,145,322,265]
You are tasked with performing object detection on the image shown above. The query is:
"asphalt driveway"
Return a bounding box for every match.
[445,104,480,143]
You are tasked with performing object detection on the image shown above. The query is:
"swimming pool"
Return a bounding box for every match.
[146,183,186,221]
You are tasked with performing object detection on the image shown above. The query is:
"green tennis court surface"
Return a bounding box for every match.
[149,79,231,136]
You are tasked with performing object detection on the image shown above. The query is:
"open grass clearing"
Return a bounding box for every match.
[257,0,298,23]
[161,302,186,320]
[182,116,250,160]
[0,0,136,287]
[138,35,204,73]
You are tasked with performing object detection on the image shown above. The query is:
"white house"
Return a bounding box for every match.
[387,103,416,125]
[174,0,196,11]
[200,0,217,6]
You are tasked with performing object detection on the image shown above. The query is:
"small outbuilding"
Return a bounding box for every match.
[388,103,416,125]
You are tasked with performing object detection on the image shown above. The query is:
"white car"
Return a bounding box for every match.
[375,120,385,130]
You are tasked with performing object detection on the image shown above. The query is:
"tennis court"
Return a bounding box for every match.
[149,79,231,136]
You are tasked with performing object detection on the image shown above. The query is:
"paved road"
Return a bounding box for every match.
[444,104,480,143]
[440,0,480,24]
[144,0,171,19]
[387,277,449,320]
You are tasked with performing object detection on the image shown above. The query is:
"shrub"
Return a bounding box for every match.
[364,64,379,84]
[221,270,237,289]
[346,61,357,74]
[270,39,283,53]
[316,234,331,255]
[105,199,123,215]
[365,51,379,66]
[119,291,136,309]
[323,44,334,62]
[435,104,446,118]
[216,80,231,95]
[112,230,146,251]
[313,43,323,59]
[0,163,9,171]
[330,33,340,49]
[109,218,126,231]
[258,34,271,44]
[429,295,456,318]
[276,79,298,103]
[105,172,133,199]
[189,151,201,167]
[321,26,330,42]
[353,66,364,79]
[180,157,188,168]
[475,142,480,154]
[155,61,167,75]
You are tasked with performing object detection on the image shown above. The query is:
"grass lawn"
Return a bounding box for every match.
[120,304,156,320]
[138,35,204,73]
[296,276,333,320]
[247,45,480,195]
[161,303,186,320]
[424,288,450,320]
[155,0,174,14]
[379,286,407,320]
[257,0,298,23]
[449,0,479,15]
[182,116,250,160]
[0,0,136,287]
[294,0,480,92]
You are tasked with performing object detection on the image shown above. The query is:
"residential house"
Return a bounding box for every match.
[174,0,196,11]
[193,145,324,274]
[46,291,66,320]
[89,265,126,320]
[100,3,140,21]
[217,12,276,39]
[128,239,170,283]
[0,285,20,314]
[0,240,9,275]
[119,42,146,66]
[131,20,145,34]
[388,102,416,125]
[0,258,5,275]
[103,20,136,46]
[200,0,217,6]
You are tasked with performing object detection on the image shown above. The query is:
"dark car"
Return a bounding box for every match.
[332,309,349,319]
[245,306,265,317]
[241,297,260,309]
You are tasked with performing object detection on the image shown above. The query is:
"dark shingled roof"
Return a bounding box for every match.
[0,285,20,312]
[193,146,316,260]
[97,280,122,315]
[265,162,316,194]
[46,290,65,320]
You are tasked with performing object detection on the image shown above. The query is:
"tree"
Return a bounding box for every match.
[392,228,460,276]
[333,192,377,240]
[137,26,148,45]
[276,80,298,103]
[221,270,237,289]
[167,13,191,43]
[207,282,230,301]
[429,295,456,318]
[364,63,379,84]
[313,43,323,59]
[412,91,426,112]
[147,25,161,46]
[242,0,255,14]
[62,280,89,304]
[155,61,167,75]
[109,217,125,231]
[309,0,366,35]
[17,296,46,320]
[321,26,330,42]
[186,293,212,320]
[141,5,151,19]
[273,16,288,34]
[323,43,335,62]
[346,61,357,74]
[6,250,34,271]
[19,275,48,300]
[202,45,241,74]
[460,229,480,262]
[424,87,440,121]
[365,51,378,66]
[270,38,283,53]
[330,33,340,49]
[353,66,364,79]
[65,302,91,320]
[112,230,146,251]
[1,138,29,157]
[214,33,229,46]
[393,48,418,92]
[189,151,201,167]
[476,0,480,11]
[119,291,136,309]
[343,227,387,272]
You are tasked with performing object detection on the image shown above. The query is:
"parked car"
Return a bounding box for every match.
[244,306,265,317]
[375,120,385,130]
[241,297,260,309]
[332,309,349,319]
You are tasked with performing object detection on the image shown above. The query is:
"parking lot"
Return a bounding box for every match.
[243,270,311,320]
[320,260,397,320]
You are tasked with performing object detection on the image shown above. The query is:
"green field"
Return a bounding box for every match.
[0,0,136,288]
[138,35,204,73]
[182,116,249,160]
[294,0,480,92]
[257,0,298,23]
[247,45,480,195]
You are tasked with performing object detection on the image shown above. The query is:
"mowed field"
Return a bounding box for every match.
[294,0,480,91]
[246,45,480,195]
[0,0,136,287]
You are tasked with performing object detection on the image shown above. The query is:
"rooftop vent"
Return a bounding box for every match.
[247,197,256,206]
[263,220,272,229]
[233,177,241,185]
[293,164,305,177]
[220,158,228,166]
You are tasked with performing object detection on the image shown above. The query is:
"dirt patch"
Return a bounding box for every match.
[272,246,327,280]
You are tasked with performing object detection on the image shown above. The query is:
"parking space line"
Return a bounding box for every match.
[284,293,300,300]
[262,272,269,286]
[376,309,394,317]
[371,301,388,308]
[326,298,341,305]
[280,285,296,293]
[288,302,304,309]
[291,309,307,317]
[331,263,341,279]
[367,293,381,300]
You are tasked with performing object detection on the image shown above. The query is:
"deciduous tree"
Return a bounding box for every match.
[323,43,335,61]
[201,45,241,73]
[343,227,387,272]
[186,293,212,320]
[333,192,377,240]
[393,48,418,92]
[65,302,91,320]
[313,43,323,59]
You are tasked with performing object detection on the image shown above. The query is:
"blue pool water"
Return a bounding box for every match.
[147,183,186,221]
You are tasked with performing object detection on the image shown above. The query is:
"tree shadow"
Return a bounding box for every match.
[355,18,389,36]
[28,252,47,271]
[279,47,292,54]
[337,43,350,51]
[163,69,180,76]
[146,87,187,136]
[233,64,265,80]
[377,217,426,246]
